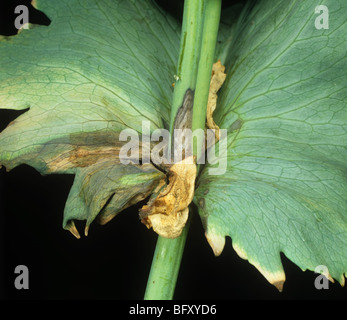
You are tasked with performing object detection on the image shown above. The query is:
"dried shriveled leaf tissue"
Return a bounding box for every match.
[140,156,196,238]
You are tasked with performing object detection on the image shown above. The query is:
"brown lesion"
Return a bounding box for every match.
[47,144,124,172]
[172,89,194,160]
[140,156,196,238]
[69,145,122,167]
[137,88,198,239]
[47,63,227,240]
[138,61,228,239]
[45,131,135,172]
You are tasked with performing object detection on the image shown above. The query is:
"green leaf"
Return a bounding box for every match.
[195,0,347,290]
[0,0,179,234]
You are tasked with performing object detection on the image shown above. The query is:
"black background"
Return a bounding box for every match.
[0,0,346,300]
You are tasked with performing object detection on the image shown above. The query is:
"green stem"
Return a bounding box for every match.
[143,222,189,300]
[169,0,205,132]
[144,0,222,300]
[144,1,203,300]
[192,0,222,159]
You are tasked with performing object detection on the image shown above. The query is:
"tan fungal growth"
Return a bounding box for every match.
[140,156,196,238]
[206,60,227,142]
[144,207,189,239]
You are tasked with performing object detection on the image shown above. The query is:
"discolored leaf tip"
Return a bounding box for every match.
[273,280,285,292]
[259,268,286,292]
[232,242,248,260]
[328,274,335,284]
[205,230,225,256]
[233,242,286,291]
[0,164,11,173]
[67,221,81,239]
[84,224,90,237]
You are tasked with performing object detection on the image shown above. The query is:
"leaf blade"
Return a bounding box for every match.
[0,0,180,234]
[196,0,347,288]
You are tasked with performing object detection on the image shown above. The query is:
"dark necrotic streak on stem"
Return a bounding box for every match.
[172,89,194,160]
